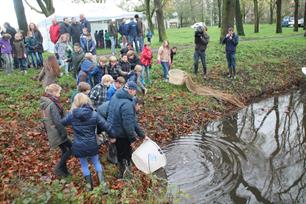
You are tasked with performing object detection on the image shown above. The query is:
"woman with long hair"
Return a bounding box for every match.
[38,55,61,88]
[157,40,171,82]
[29,23,44,66]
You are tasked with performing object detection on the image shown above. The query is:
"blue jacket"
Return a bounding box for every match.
[80,34,96,55]
[106,84,117,101]
[91,65,107,86]
[107,88,144,141]
[77,59,95,87]
[62,105,113,157]
[222,33,239,53]
[119,23,129,36]
[127,21,138,37]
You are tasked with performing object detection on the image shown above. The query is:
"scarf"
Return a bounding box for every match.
[46,94,64,116]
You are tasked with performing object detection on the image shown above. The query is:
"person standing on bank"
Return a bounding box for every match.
[222,27,239,79]
[59,17,71,36]
[118,18,128,48]
[80,14,91,33]
[70,17,82,45]
[194,25,209,79]
[135,14,144,52]
[49,19,60,45]
[108,19,118,56]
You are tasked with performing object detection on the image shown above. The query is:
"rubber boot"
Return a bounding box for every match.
[54,163,67,177]
[84,175,93,192]
[97,171,109,194]
[116,161,125,179]
[122,159,132,179]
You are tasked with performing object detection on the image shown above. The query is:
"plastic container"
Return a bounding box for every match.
[132,139,167,174]
[169,69,187,85]
[302,67,306,76]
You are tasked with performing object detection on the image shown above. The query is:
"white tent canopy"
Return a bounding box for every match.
[37,1,142,52]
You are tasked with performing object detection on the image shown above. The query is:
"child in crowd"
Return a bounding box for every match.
[62,93,113,192]
[146,29,153,43]
[13,32,27,74]
[77,53,96,87]
[140,43,153,84]
[70,82,91,104]
[107,56,128,80]
[106,76,125,101]
[127,65,147,95]
[38,55,61,88]
[55,34,73,76]
[91,56,108,86]
[170,47,177,69]
[157,40,171,81]
[80,28,96,56]
[70,43,85,79]
[90,74,114,108]
[127,50,140,70]
[40,84,71,177]
[119,54,131,79]
[25,31,42,68]
[120,42,134,57]
[0,33,13,74]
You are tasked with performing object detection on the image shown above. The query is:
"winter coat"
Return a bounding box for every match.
[25,36,39,53]
[222,33,239,53]
[120,47,134,56]
[91,65,107,86]
[140,46,152,66]
[71,50,85,78]
[40,96,68,149]
[62,105,112,158]
[70,23,82,44]
[108,23,118,37]
[38,62,60,88]
[0,38,12,54]
[97,101,109,119]
[13,39,26,59]
[80,34,96,55]
[127,20,138,37]
[157,46,171,63]
[32,31,44,53]
[127,71,146,93]
[128,55,140,70]
[106,84,117,101]
[55,41,73,60]
[136,19,144,36]
[5,26,16,45]
[194,30,209,52]
[118,23,129,36]
[106,63,120,80]
[80,18,91,33]
[77,59,96,87]
[59,22,71,35]
[49,23,60,44]
[89,83,109,108]
[107,88,144,141]
[119,60,131,73]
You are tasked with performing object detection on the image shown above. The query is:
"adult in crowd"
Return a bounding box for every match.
[29,23,44,66]
[49,18,60,44]
[3,22,16,45]
[70,43,85,79]
[135,15,144,52]
[70,17,82,45]
[193,25,209,79]
[62,93,112,192]
[107,81,146,179]
[108,19,118,56]
[80,28,96,56]
[80,14,91,33]
[222,27,239,79]
[118,18,128,48]
[59,17,71,36]
[127,18,138,52]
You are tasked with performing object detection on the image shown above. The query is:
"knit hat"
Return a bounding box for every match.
[126,81,138,91]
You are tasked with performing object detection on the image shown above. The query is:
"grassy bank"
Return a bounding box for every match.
[1,24,306,203]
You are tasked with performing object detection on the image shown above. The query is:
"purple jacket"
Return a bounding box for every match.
[0,38,12,54]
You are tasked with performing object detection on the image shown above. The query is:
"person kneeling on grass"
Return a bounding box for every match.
[40,84,72,177]
[61,93,114,192]
[127,65,147,95]
[90,74,114,108]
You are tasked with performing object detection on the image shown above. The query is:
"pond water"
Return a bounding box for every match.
[164,90,306,204]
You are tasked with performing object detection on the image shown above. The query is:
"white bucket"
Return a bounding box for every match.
[169,69,187,85]
[132,139,167,174]
[302,67,306,76]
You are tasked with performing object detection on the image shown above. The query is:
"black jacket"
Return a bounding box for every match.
[70,23,81,44]
[60,23,70,35]
[194,31,209,51]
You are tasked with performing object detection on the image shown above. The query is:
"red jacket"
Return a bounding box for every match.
[140,46,152,66]
[49,24,60,44]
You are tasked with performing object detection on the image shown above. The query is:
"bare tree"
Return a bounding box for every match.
[269,0,275,24]
[145,0,156,33]
[154,0,167,42]
[24,0,55,17]
[293,0,299,32]
[217,0,222,27]
[13,0,28,34]
[276,0,282,33]
[220,0,235,41]
[253,0,259,33]
[235,0,245,36]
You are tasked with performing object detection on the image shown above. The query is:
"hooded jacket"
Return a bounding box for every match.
[0,34,12,54]
[70,22,82,44]
[61,105,112,157]
[40,96,68,149]
[77,59,96,87]
[49,23,60,44]
[194,30,209,51]
[107,88,144,142]
[222,33,239,53]
[140,46,152,66]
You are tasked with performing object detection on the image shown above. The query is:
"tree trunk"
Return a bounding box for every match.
[13,0,28,34]
[190,0,196,23]
[145,0,154,33]
[269,0,274,24]
[293,0,299,32]
[217,0,222,28]
[254,0,259,33]
[235,0,245,36]
[154,0,167,42]
[304,0,306,30]
[276,0,282,33]
[220,0,235,42]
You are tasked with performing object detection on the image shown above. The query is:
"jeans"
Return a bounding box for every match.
[16,58,27,71]
[137,36,144,52]
[2,53,13,74]
[28,52,41,67]
[226,52,236,76]
[115,138,132,164]
[142,65,151,83]
[79,154,103,176]
[128,35,138,52]
[37,52,43,66]
[110,36,116,54]
[58,140,72,171]
[161,61,170,80]
[194,50,207,75]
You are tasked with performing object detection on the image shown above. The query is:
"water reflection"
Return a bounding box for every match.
[165,90,306,204]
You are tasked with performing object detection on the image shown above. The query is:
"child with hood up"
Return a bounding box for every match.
[0,33,13,74]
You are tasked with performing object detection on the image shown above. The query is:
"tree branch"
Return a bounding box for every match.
[24,0,44,14]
